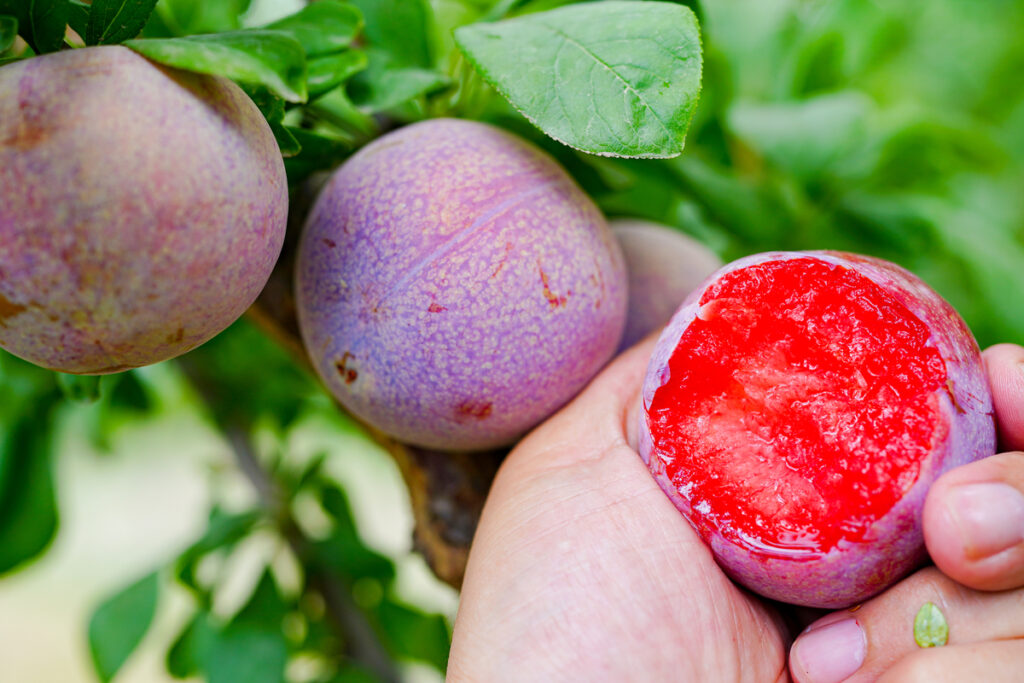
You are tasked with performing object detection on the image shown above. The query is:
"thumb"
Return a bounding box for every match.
[788,567,1024,683]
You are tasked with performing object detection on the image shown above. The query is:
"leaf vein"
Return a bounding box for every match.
[536,20,673,140]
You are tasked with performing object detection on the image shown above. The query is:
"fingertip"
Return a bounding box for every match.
[924,452,1024,591]
[982,343,1024,451]
[789,616,867,683]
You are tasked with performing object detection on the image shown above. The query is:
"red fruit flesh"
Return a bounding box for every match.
[646,258,948,556]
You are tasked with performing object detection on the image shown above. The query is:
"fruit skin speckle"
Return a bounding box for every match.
[296,118,627,451]
[0,46,288,374]
[638,250,996,608]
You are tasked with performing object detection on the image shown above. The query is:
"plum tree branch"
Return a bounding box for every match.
[225,426,402,683]
[180,352,401,682]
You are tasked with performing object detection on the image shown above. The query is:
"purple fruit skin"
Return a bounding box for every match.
[638,251,996,608]
[611,219,721,351]
[0,46,287,374]
[296,119,627,451]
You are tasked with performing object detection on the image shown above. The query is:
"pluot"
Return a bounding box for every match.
[296,118,627,451]
[0,46,287,373]
[639,251,996,608]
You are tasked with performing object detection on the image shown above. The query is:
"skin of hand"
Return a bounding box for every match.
[789,343,1024,683]
[448,336,791,682]
[449,338,1024,683]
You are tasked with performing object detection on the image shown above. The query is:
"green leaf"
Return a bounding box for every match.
[0,352,59,420]
[348,48,451,112]
[108,370,151,412]
[0,15,16,53]
[0,1,27,44]
[283,128,352,185]
[264,1,362,58]
[148,0,251,36]
[307,86,377,138]
[125,31,308,102]
[203,627,288,683]
[314,530,395,581]
[240,83,286,122]
[348,0,437,68]
[175,507,261,592]
[84,371,154,453]
[913,601,949,648]
[272,122,301,157]
[728,92,871,181]
[67,0,90,38]
[86,0,157,45]
[88,571,161,682]
[27,0,70,53]
[455,1,703,158]
[231,569,290,631]
[177,318,318,430]
[56,372,102,403]
[325,666,383,683]
[166,611,218,679]
[309,49,367,99]
[374,598,451,671]
[312,484,395,580]
[0,394,59,575]
[238,84,300,157]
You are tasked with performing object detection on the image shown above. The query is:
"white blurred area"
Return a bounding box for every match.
[0,364,458,682]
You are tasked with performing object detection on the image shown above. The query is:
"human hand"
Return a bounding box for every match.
[448,337,790,682]
[790,343,1024,682]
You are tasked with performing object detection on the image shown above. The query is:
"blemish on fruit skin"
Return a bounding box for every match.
[490,241,514,279]
[322,238,337,249]
[166,327,185,343]
[0,292,27,326]
[335,351,357,384]
[590,260,607,309]
[538,261,568,308]
[3,97,50,151]
[428,302,447,313]
[945,378,965,413]
[454,400,493,421]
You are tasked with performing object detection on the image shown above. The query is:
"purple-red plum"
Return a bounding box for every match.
[296,118,627,451]
[639,251,996,608]
[0,46,287,374]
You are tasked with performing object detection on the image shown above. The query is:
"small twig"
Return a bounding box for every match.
[179,356,401,683]
[227,425,402,683]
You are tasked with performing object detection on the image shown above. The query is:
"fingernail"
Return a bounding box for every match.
[946,482,1024,559]
[791,618,866,683]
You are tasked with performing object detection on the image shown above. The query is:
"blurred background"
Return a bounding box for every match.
[2,0,1023,681]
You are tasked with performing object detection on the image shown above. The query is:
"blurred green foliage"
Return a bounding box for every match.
[580,0,1024,348]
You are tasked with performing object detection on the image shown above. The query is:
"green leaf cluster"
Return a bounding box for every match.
[451,0,1024,347]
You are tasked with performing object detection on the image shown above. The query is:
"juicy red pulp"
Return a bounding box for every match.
[647,258,947,555]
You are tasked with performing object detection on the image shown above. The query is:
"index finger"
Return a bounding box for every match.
[985,343,1024,450]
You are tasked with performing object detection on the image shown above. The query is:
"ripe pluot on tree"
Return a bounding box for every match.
[0,46,288,375]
